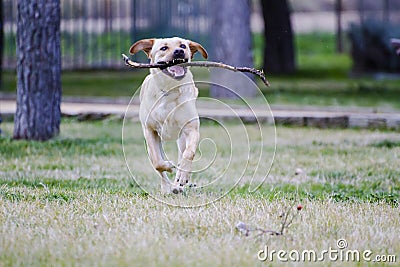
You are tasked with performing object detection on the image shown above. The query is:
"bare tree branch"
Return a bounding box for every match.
[121,54,270,87]
[235,202,303,239]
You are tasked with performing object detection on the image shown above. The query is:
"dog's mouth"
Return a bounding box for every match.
[158,59,189,80]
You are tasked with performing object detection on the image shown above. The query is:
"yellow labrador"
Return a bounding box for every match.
[129,37,208,194]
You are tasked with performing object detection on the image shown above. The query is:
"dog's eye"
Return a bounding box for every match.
[180,44,187,49]
[160,46,168,51]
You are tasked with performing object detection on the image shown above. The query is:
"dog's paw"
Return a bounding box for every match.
[161,182,184,195]
[174,170,190,187]
[155,160,175,173]
[169,182,196,194]
[171,186,184,194]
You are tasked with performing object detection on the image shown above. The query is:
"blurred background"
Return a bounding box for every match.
[1,0,400,109]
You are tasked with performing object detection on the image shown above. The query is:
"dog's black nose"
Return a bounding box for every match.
[173,49,185,59]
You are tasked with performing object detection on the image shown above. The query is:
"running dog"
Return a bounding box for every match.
[129,37,208,194]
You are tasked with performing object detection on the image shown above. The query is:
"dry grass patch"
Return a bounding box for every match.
[0,192,398,266]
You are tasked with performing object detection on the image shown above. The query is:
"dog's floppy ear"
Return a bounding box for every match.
[189,41,208,59]
[129,39,155,58]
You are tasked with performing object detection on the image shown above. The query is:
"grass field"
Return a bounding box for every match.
[1,119,399,266]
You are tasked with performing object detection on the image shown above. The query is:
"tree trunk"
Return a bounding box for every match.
[335,0,343,53]
[0,0,3,90]
[210,0,256,98]
[0,0,2,135]
[14,0,62,141]
[261,0,296,74]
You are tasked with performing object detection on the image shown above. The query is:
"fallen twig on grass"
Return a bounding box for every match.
[236,203,302,238]
[121,54,270,87]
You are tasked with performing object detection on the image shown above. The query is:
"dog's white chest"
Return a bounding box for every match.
[140,81,198,141]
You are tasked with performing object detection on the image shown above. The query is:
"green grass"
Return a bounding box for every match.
[296,32,350,73]
[1,70,146,98]
[263,33,400,109]
[59,70,146,97]
[261,81,400,109]
[2,33,400,110]
[0,119,399,266]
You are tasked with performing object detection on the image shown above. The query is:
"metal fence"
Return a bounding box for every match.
[2,0,211,70]
[2,0,399,70]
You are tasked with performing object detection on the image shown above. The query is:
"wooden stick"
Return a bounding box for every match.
[121,54,270,87]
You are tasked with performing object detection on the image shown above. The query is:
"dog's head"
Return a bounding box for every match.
[129,37,208,80]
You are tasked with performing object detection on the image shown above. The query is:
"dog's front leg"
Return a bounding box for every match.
[143,128,174,193]
[175,122,199,187]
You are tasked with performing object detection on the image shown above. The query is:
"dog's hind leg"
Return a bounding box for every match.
[144,128,174,172]
[143,128,176,193]
[158,171,174,194]
[175,121,199,187]
[158,139,183,194]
